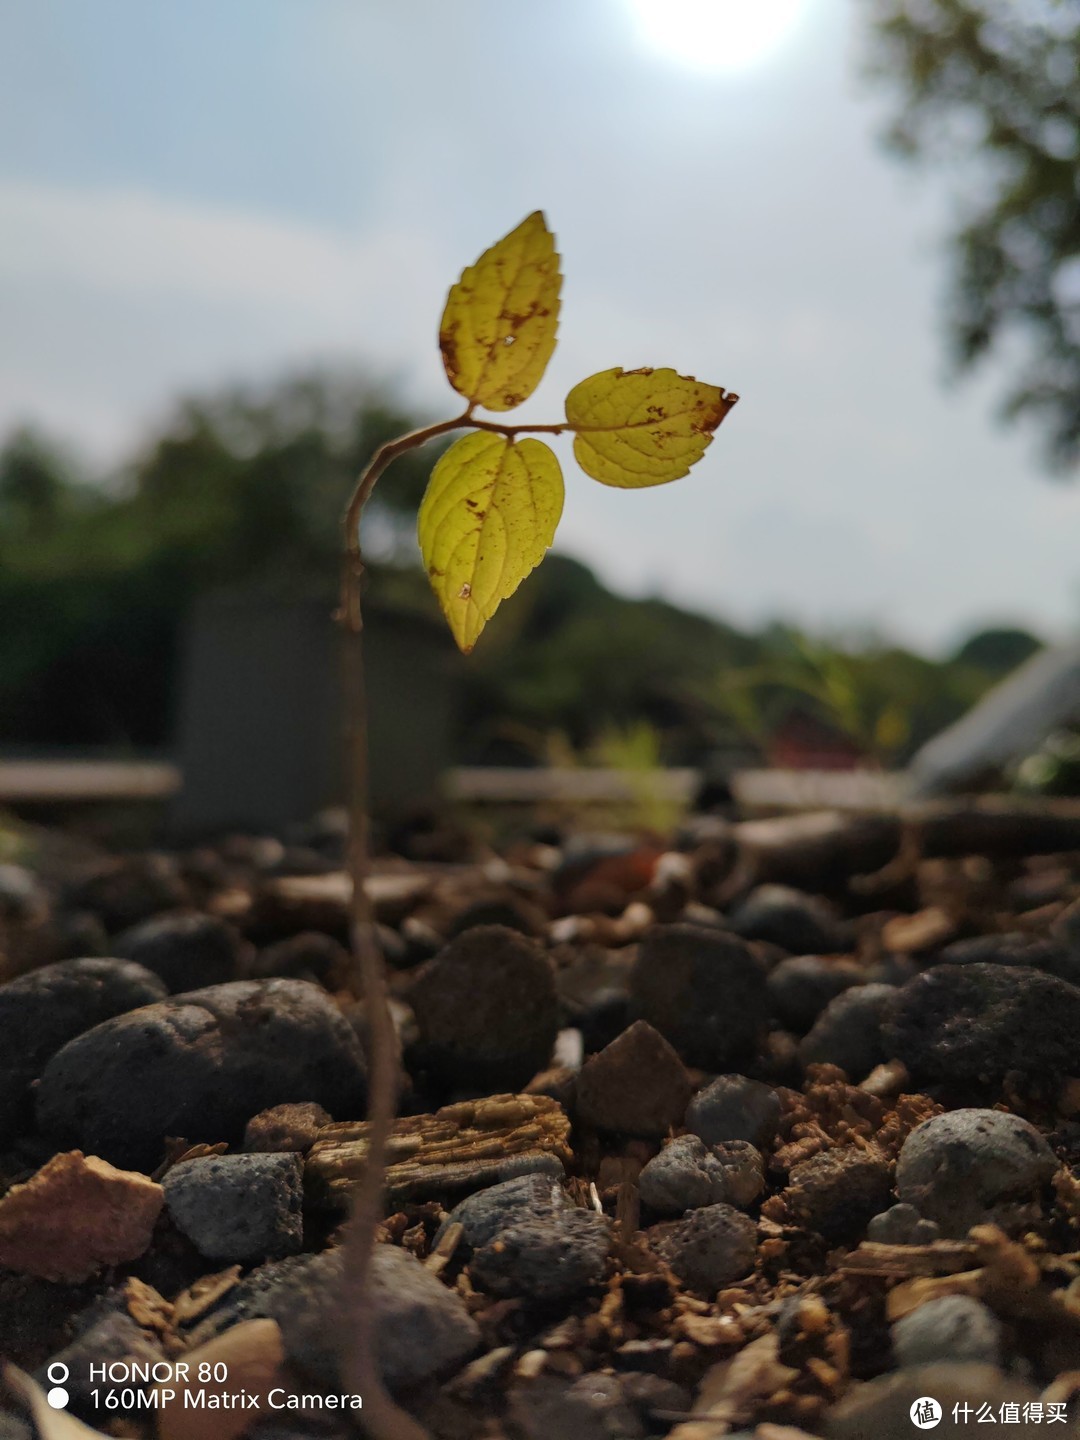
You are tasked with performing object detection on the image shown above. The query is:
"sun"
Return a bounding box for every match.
[626,0,808,73]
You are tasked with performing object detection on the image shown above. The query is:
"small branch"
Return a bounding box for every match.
[335,399,571,1439]
[468,417,569,437]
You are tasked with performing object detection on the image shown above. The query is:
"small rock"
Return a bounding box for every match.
[686,1074,782,1150]
[244,1102,331,1154]
[115,911,245,991]
[780,1148,893,1243]
[508,1374,646,1440]
[867,1203,941,1245]
[639,1136,763,1214]
[66,854,190,932]
[36,978,367,1170]
[470,1208,610,1301]
[767,956,863,1032]
[435,1172,569,1250]
[0,1151,163,1282]
[729,884,848,955]
[274,1246,480,1392]
[248,932,350,986]
[896,1108,1058,1239]
[941,932,1080,988]
[409,925,559,1092]
[883,962,1080,1094]
[163,1152,303,1262]
[892,1295,1003,1368]
[798,984,896,1081]
[0,957,166,1140]
[576,1020,691,1137]
[825,1362,1036,1440]
[650,1203,757,1294]
[630,924,771,1069]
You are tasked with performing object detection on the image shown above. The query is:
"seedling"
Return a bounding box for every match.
[336,212,737,1440]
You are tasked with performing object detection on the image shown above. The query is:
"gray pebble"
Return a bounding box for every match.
[163,1152,303,1262]
[0,957,166,1141]
[896,1108,1058,1239]
[435,1172,568,1250]
[767,955,863,1031]
[728,884,848,955]
[630,925,770,1070]
[508,1374,645,1440]
[798,983,896,1080]
[867,1203,941,1246]
[205,1245,480,1393]
[115,911,244,991]
[893,1295,1002,1368]
[470,1208,610,1301]
[686,1074,782,1150]
[36,977,367,1170]
[639,1136,763,1215]
[650,1203,757,1294]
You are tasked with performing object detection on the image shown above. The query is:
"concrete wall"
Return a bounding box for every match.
[171,588,456,834]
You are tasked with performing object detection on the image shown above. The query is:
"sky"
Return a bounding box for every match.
[2,0,1079,656]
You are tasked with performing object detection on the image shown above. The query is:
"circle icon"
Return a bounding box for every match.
[910,1397,942,1429]
[46,1388,70,1410]
[46,1364,70,1385]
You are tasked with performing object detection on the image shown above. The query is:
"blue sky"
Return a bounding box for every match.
[2,0,1079,653]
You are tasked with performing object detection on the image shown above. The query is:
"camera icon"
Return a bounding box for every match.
[45,1363,70,1409]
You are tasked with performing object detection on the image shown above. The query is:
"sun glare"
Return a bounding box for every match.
[626,0,808,73]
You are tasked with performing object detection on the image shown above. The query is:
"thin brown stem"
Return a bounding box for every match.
[335,401,571,1439]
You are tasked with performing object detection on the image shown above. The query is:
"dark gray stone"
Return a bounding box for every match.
[728,884,847,955]
[36,978,367,1170]
[470,1209,610,1301]
[892,1295,1002,1368]
[639,1135,763,1215]
[941,932,1080,987]
[867,1203,940,1246]
[896,1108,1058,1239]
[115,911,244,991]
[508,1374,646,1440]
[409,925,558,1093]
[0,957,166,1141]
[883,962,1080,1094]
[767,955,863,1032]
[649,1203,756,1294]
[798,983,897,1080]
[163,1152,303,1261]
[249,932,350,985]
[434,1172,569,1250]
[267,1246,480,1393]
[825,1364,1037,1440]
[685,1074,782,1150]
[630,925,770,1070]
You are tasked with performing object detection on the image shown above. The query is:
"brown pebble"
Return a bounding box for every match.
[243,1101,331,1153]
[577,1020,692,1137]
[0,1150,163,1282]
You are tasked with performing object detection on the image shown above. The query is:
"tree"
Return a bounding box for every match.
[866,0,1080,468]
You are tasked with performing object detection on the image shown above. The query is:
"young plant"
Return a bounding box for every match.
[337,212,737,1440]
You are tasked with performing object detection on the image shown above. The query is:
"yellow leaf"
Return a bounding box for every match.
[418,431,563,652]
[565,366,738,488]
[439,211,561,413]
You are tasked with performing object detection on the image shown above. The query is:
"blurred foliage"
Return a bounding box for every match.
[708,625,999,767]
[866,0,1080,468]
[0,370,1042,764]
[1015,728,1080,796]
